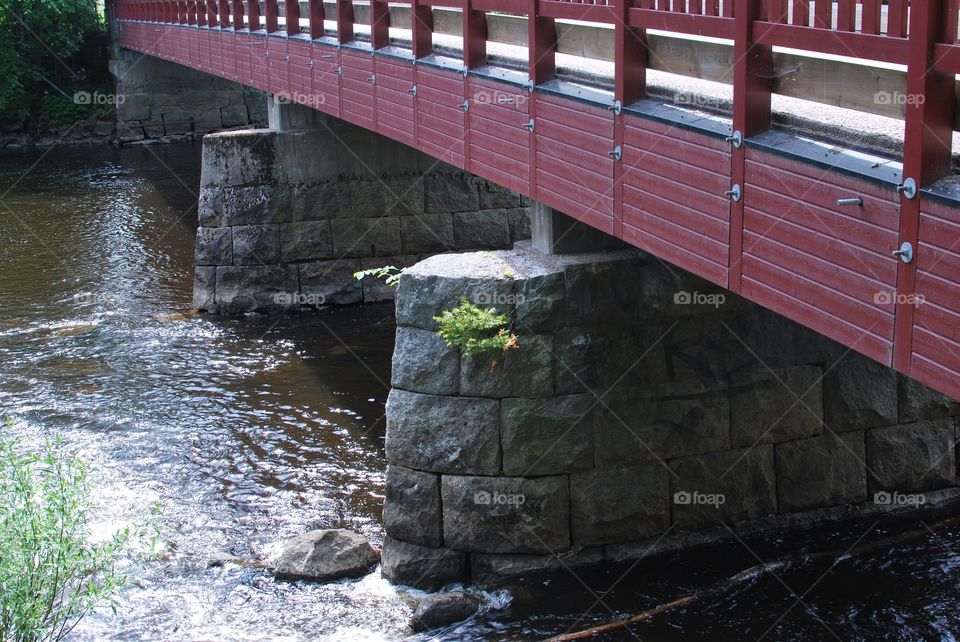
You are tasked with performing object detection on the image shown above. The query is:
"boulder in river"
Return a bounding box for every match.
[274,529,380,582]
[411,590,484,632]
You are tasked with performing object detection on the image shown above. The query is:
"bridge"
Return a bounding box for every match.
[108,0,960,588]
[110,0,960,403]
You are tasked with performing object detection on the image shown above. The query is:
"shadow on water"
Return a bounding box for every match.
[1,142,960,641]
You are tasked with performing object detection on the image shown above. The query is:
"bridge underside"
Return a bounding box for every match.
[115,21,960,403]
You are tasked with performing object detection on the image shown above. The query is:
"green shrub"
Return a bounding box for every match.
[0,426,159,642]
[353,265,403,288]
[434,297,519,357]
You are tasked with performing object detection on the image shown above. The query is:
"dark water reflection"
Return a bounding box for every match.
[2,142,960,642]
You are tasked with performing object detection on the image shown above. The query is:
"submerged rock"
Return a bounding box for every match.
[274,529,380,582]
[411,590,484,632]
[207,552,272,570]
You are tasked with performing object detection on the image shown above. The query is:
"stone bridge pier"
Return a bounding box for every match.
[380,243,960,589]
[192,99,530,312]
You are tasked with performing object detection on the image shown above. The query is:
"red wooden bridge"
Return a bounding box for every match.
[110,0,960,400]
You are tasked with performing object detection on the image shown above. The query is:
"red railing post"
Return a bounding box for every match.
[232,0,244,29]
[336,0,354,43]
[197,0,208,26]
[728,0,772,292]
[309,0,326,39]
[217,0,229,27]
[528,0,556,84]
[614,0,645,105]
[265,0,279,32]
[463,0,487,69]
[188,0,197,24]
[892,0,957,372]
[371,0,390,49]
[250,0,262,30]
[411,0,433,58]
[286,0,300,34]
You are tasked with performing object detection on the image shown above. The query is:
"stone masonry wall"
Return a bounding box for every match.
[192,119,530,313]
[110,49,267,144]
[380,245,960,589]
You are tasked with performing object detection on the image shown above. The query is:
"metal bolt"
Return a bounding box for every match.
[608,99,622,115]
[608,146,622,161]
[725,184,742,202]
[725,131,743,148]
[897,177,917,200]
[522,119,535,132]
[892,241,914,263]
[836,197,863,207]
[408,85,417,96]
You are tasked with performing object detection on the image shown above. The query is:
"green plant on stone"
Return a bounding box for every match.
[0,423,161,642]
[434,297,519,358]
[353,265,404,288]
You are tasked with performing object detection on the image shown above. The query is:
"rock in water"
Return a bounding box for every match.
[411,591,484,632]
[274,529,380,582]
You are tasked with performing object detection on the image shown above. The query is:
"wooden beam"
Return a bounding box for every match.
[893,0,957,372]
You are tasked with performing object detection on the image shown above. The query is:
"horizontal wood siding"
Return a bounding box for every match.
[913,197,960,400]
[415,67,466,169]
[375,57,416,147]
[742,149,900,364]
[467,78,531,195]
[311,43,340,119]
[621,117,731,287]
[534,93,614,234]
[340,49,376,130]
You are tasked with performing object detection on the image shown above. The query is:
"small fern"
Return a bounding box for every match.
[434,297,519,357]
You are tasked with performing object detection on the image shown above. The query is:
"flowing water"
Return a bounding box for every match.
[1,142,959,642]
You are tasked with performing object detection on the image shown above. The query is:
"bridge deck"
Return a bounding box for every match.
[111,0,960,401]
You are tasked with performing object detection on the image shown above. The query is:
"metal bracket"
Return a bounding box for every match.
[408,85,417,96]
[525,79,534,92]
[897,177,917,200]
[522,118,535,132]
[284,54,289,62]
[892,241,914,263]
[725,130,743,148]
[608,146,622,161]
[725,184,742,202]
[368,74,376,84]
[461,100,469,112]
[335,66,342,76]
[608,99,622,116]
[836,197,863,207]
[307,59,314,68]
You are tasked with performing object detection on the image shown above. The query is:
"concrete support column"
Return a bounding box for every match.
[530,201,628,254]
[267,95,331,132]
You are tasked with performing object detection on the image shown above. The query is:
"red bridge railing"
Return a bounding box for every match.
[110,0,960,399]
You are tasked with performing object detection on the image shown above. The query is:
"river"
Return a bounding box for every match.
[1,142,959,641]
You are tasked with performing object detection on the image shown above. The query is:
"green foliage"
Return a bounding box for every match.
[353,265,404,288]
[0,0,107,131]
[434,297,519,357]
[0,424,160,642]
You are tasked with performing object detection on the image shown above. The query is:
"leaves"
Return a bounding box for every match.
[0,0,105,130]
[433,297,519,357]
[0,423,159,642]
[353,266,404,288]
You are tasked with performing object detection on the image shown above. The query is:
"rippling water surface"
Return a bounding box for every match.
[2,142,960,642]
